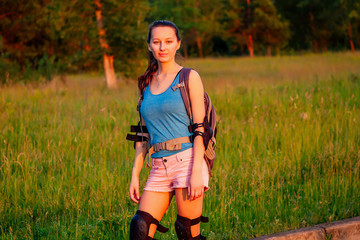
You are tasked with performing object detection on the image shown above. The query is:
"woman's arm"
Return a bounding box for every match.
[188,70,206,201]
[129,118,149,204]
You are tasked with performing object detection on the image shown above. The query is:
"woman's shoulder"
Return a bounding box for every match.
[188,68,202,86]
[186,68,204,95]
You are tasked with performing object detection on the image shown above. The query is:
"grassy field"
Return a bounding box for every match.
[0,52,359,239]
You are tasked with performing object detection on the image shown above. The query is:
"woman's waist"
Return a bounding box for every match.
[150,143,193,159]
[151,147,194,166]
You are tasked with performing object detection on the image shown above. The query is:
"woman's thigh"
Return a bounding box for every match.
[175,188,203,217]
[138,190,174,237]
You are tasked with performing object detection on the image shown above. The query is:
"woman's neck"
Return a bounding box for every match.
[157,61,180,75]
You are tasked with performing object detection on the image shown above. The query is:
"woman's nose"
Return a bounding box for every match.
[159,42,164,51]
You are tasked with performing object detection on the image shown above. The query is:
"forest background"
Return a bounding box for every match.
[1,1,360,240]
[1,0,360,85]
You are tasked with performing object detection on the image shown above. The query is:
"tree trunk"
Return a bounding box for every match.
[323,41,328,52]
[247,34,254,57]
[267,45,271,56]
[266,32,271,56]
[103,54,117,89]
[246,0,253,57]
[196,33,203,58]
[309,12,319,53]
[313,40,319,53]
[183,42,189,59]
[193,1,203,58]
[94,0,117,89]
[347,22,355,51]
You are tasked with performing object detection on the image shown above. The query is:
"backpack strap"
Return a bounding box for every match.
[126,123,150,147]
[126,92,153,168]
[174,68,211,149]
[151,136,192,152]
[126,94,149,148]
[177,68,193,124]
[130,125,148,133]
[136,93,148,143]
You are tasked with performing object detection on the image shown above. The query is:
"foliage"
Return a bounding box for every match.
[0,0,359,83]
[222,0,290,55]
[253,0,290,54]
[0,0,148,83]
[274,0,360,51]
[297,0,343,52]
[101,0,149,78]
[340,0,360,49]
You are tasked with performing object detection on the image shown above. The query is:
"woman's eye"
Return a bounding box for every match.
[153,41,159,44]
[166,41,173,44]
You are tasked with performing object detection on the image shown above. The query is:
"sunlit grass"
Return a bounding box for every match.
[0,52,359,239]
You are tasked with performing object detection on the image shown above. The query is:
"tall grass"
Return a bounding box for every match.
[0,52,359,239]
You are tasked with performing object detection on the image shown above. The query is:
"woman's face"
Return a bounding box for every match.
[148,26,180,63]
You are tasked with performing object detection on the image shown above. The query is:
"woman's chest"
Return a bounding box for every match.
[141,88,186,119]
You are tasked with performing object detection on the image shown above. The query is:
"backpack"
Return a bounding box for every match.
[126,68,217,176]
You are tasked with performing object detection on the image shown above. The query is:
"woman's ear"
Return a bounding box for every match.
[148,44,152,52]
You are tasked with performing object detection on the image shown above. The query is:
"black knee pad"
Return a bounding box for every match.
[175,215,208,240]
[130,210,169,240]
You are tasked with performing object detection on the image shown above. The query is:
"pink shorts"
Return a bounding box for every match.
[144,148,209,192]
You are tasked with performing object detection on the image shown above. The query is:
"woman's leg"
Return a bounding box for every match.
[136,190,174,238]
[174,188,204,238]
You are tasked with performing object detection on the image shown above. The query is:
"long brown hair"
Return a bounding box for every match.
[138,20,181,94]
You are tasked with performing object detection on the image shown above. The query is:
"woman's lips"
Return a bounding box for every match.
[159,53,167,57]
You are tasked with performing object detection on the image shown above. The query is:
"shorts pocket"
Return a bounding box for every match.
[176,153,192,164]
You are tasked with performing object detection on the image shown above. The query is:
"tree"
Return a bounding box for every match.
[253,0,290,56]
[0,0,149,84]
[223,0,289,56]
[341,0,360,51]
[0,1,53,71]
[0,0,100,82]
[298,0,343,52]
[274,0,311,51]
[47,0,100,77]
[103,0,149,78]
[223,0,252,56]
[95,0,117,89]
[148,0,223,58]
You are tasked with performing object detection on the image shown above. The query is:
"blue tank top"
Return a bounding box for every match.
[140,70,193,158]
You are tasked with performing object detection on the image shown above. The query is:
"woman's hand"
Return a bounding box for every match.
[129,175,141,204]
[188,169,204,201]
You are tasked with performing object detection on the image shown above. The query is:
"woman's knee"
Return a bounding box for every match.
[174,215,209,240]
[130,210,169,240]
[130,211,149,239]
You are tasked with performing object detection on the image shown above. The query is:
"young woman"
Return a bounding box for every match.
[129,20,209,240]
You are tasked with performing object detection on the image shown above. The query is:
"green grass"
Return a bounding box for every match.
[1,52,360,239]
